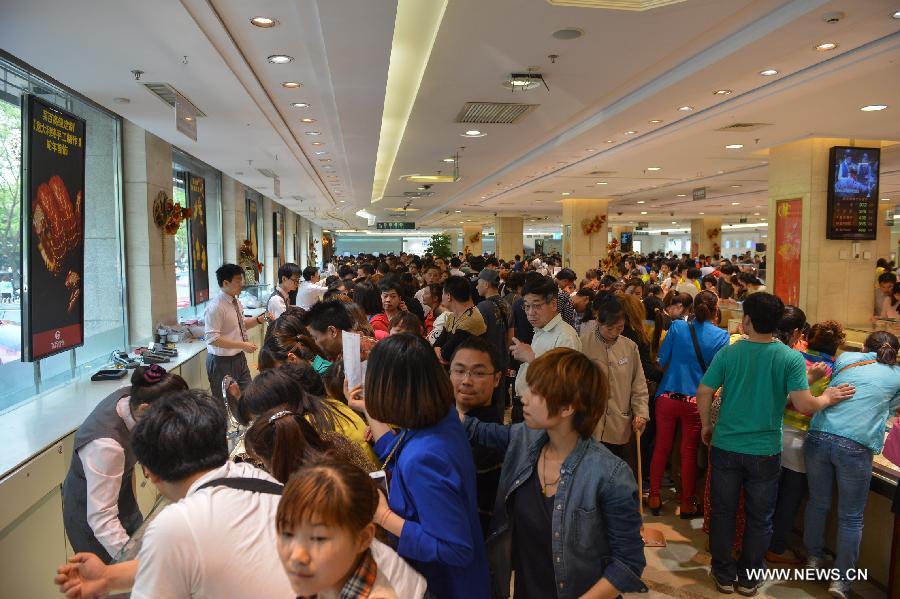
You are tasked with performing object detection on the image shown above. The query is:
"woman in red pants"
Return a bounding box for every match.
[649,291,729,518]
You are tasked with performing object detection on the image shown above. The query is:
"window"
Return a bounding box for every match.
[173,148,222,320]
[0,53,126,413]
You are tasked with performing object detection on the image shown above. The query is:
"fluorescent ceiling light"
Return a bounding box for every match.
[400,174,456,183]
[442,158,455,163]
[676,194,686,197]
[881,198,891,202]
[596,181,608,185]
[370,0,448,202]
[267,54,293,64]
[282,82,302,88]
[356,209,376,219]
[636,200,645,204]
[300,118,316,123]
[731,202,741,205]
[292,102,310,108]
[641,211,648,215]
[250,17,278,27]
[815,42,838,51]
[646,166,661,171]
[759,69,778,76]
[725,144,743,149]
[860,104,887,111]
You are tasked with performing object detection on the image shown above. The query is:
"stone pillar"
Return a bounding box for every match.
[768,137,886,326]
[494,216,523,260]
[462,225,483,256]
[261,196,274,285]
[690,217,723,258]
[562,198,609,279]
[220,175,245,263]
[122,120,176,343]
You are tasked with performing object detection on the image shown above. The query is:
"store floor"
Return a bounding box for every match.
[629,486,885,599]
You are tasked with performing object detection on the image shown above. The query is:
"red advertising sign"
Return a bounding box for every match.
[774,199,802,306]
[21,95,86,361]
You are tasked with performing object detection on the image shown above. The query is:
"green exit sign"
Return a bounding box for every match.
[376,222,416,230]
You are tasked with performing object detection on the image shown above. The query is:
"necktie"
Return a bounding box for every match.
[232,297,248,342]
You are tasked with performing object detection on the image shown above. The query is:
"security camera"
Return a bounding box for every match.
[617,212,623,216]
[670,212,675,217]
[493,212,498,217]
[422,184,432,190]
[822,11,844,23]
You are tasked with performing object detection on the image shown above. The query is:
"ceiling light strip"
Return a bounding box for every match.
[370,0,449,203]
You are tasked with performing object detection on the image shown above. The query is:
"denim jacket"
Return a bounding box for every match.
[464,418,647,598]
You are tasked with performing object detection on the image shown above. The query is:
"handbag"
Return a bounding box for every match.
[883,418,900,465]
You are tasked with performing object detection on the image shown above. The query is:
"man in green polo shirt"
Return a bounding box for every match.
[697,292,855,596]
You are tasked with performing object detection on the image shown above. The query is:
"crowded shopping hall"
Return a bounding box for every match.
[2,1,900,598]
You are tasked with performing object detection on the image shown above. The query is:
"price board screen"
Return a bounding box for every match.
[826,146,879,240]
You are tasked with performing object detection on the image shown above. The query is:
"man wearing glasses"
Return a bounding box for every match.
[450,336,504,537]
[510,276,582,420]
[267,263,301,319]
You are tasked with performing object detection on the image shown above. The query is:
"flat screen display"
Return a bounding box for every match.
[620,231,633,251]
[826,146,880,240]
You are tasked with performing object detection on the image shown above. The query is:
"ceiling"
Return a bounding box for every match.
[1,0,898,234]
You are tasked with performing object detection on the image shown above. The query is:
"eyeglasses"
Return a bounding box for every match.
[449,368,497,380]
[290,277,301,283]
[522,302,548,312]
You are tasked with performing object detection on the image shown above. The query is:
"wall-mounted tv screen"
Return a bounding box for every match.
[620,231,633,252]
[826,146,880,240]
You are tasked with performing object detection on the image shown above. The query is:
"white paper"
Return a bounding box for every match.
[343,330,363,390]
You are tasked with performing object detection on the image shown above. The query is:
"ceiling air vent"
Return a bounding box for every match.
[586,170,616,176]
[403,191,435,198]
[142,83,207,117]
[455,102,538,124]
[716,122,772,132]
[534,190,555,194]
[257,168,278,178]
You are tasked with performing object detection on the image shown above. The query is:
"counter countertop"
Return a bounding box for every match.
[0,338,209,480]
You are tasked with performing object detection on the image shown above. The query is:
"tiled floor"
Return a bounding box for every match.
[627,487,886,598]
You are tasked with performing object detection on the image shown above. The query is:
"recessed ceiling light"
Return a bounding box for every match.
[648,119,662,124]
[815,42,838,51]
[725,144,744,149]
[442,158,455,163]
[267,54,293,64]
[646,166,661,171]
[596,181,608,185]
[623,130,637,135]
[319,158,332,162]
[311,141,324,146]
[305,131,321,136]
[636,200,645,204]
[713,89,732,95]
[676,194,687,197]
[454,210,462,213]
[671,221,677,224]
[860,104,888,111]
[300,118,316,123]
[561,192,571,196]
[605,139,615,143]
[417,186,427,191]
[698,212,705,215]
[677,105,693,112]
[339,200,345,203]
[730,184,742,188]
[881,197,891,202]
[459,221,465,224]
[893,10,900,18]
[641,211,648,215]
[754,212,761,215]
[291,102,310,108]
[250,16,279,27]
[282,82,302,88]
[461,130,486,138]
[759,69,778,76]
[731,202,741,205]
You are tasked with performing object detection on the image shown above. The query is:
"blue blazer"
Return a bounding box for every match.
[374,408,490,599]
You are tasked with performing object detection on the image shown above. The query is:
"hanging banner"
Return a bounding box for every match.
[774,198,802,306]
[188,173,209,305]
[21,95,86,361]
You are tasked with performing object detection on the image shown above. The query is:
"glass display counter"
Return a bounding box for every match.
[238,284,272,310]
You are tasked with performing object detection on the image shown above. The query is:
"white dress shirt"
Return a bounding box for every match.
[414,287,432,319]
[132,461,293,599]
[204,291,247,356]
[77,396,136,558]
[296,280,326,310]
[514,313,582,397]
[266,288,289,319]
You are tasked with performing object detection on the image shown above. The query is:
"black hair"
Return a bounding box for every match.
[741,292,784,334]
[506,271,526,292]
[128,365,189,416]
[877,258,889,269]
[451,335,501,372]
[686,268,702,280]
[304,299,354,334]
[338,265,354,279]
[522,276,557,303]
[358,263,375,275]
[353,283,383,316]
[878,272,897,285]
[389,312,425,336]
[692,290,720,325]
[775,305,808,346]
[555,268,577,282]
[600,274,619,288]
[302,266,319,281]
[700,274,718,289]
[216,263,243,287]
[278,262,302,284]
[443,275,473,303]
[131,390,228,482]
[469,256,486,272]
[594,296,626,326]
[738,272,763,286]
[450,257,462,268]
[865,331,899,365]
[378,275,403,295]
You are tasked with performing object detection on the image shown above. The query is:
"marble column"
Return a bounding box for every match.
[690,217,723,258]
[462,225,483,256]
[495,216,524,261]
[562,198,609,278]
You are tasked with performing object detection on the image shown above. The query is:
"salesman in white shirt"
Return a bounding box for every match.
[204,264,270,406]
[267,262,301,319]
[296,265,326,310]
[54,391,294,599]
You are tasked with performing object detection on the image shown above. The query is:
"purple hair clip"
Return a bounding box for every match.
[143,363,167,384]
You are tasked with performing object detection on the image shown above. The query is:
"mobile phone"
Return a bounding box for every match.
[369,470,388,495]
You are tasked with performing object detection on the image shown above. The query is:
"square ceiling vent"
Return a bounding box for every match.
[143,83,206,116]
[456,102,538,124]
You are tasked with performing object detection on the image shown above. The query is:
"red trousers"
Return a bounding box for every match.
[649,393,702,506]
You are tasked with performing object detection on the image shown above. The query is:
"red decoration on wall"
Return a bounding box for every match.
[775,199,802,306]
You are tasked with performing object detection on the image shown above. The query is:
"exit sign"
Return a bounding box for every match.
[376,222,415,230]
[692,187,707,201]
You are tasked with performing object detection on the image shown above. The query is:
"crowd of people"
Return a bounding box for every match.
[53,248,900,599]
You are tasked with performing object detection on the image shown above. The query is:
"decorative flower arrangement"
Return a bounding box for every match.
[152,190,192,235]
[706,227,721,240]
[468,231,482,243]
[580,214,607,236]
[607,238,619,253]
